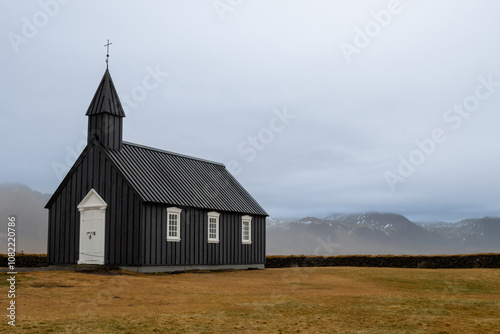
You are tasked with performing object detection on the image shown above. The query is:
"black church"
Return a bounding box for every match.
[45,67,268,272]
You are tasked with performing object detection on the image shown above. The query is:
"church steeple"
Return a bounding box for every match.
[86,68,125,150]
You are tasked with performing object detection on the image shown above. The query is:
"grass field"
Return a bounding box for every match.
[1,267,499,333]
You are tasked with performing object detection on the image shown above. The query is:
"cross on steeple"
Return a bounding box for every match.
[104,39,112,67]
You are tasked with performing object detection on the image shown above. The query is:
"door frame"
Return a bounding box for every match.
[77,189,107,265]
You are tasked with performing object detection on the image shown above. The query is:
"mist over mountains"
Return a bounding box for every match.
[0,183,49,253]
[0,183,498,255]
[267,213,500,255]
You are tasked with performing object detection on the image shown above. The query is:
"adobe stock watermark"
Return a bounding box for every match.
[257,232,333,314]
[6,216,17,327]
[7,0,72,54]
[384,74,500,191]
[74,275,129,322]
[254,231,335,316]
[314,235,340,256]
[120,65,169,114]
[339,0,406,64]
[212,0,244,22]
[51,65,168,181]
[226,106,295,176]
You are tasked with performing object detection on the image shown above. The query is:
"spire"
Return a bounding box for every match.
[85,69,126,117]
[86,69,125,150]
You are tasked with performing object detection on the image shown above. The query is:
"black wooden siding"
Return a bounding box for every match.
[47,144,140,265]
[87,113,123,150]
[141,204,266,266]
[47,141,266,267]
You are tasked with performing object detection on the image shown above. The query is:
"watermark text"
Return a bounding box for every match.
[6,216,17,327]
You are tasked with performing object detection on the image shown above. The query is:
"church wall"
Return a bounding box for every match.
[141,203,266,266]
[47,144,141,265]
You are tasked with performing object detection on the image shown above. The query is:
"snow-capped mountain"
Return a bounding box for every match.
[267,213,500,256]
[418,217,500,251]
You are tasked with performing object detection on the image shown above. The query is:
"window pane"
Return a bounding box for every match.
[169,214,178,237]
[209,217,217,240]
[242,221,250,240]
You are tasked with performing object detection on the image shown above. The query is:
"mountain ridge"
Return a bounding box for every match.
[0,183,498,255]
[267,213,500,256]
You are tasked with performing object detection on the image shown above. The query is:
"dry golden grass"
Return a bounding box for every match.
[1,267,499,333]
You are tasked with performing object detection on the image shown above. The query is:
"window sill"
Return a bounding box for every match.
[208,240,219,244]
[167,238,181,242]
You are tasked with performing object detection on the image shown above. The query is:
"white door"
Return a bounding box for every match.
[77,189,107,265]
[78,208,105,264]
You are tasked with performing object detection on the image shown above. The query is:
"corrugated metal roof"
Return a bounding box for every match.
[85,69,126,117]
[103,142,268,216]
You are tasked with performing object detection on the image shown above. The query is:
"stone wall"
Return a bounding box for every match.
[265,254,500,269]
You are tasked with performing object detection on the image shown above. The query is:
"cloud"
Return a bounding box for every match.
[1,0,499,221]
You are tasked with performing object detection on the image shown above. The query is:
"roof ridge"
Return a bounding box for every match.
[122,141,225,166]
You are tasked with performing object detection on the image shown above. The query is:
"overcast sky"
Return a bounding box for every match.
[1,0,499,222]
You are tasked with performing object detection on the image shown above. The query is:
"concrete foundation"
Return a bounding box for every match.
[120,263,265,273]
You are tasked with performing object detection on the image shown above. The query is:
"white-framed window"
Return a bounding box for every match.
[166,207,182,242]
[241,215,252,244]
[207,211,220,243]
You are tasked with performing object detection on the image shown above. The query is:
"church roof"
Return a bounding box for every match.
[47,68,267,216]
[103,141,268,216]
[85,69,126,117]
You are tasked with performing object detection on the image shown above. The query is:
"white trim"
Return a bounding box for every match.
[166,207,182,242]
[207,211,220,243]
[77,189,107,265]
[241,215,252,244]
[77,188,108,210]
